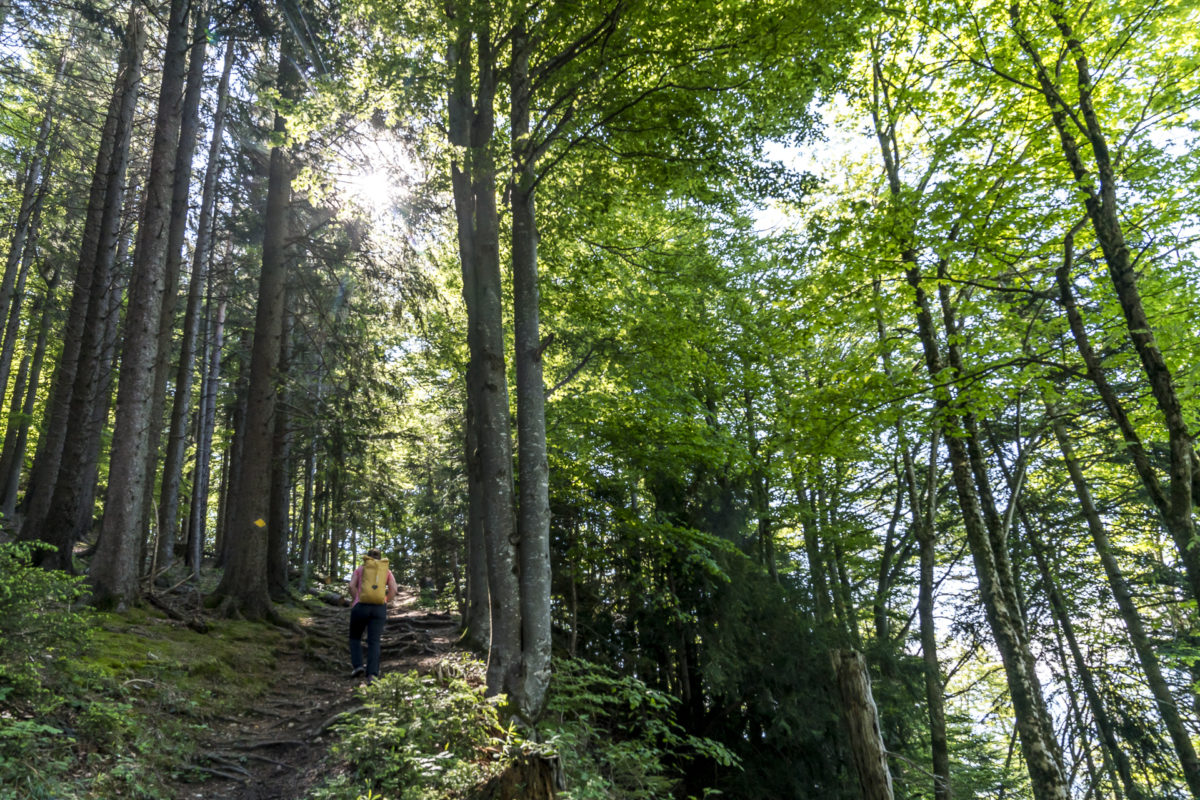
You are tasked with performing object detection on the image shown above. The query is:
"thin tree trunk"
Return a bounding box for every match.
[463,390,491,651]
[188,288,224,581]
[1050,412,1200,795]
[797,479,833,622]
[906,266,1069,800]
[0,169,45,418]
[903,433,952,800]
[0,270,57,520]
[0,38,70,402]
[298,440,315,594]
[1012,3,1200,610]
[510,6,551,723]
[267,301,293,601]
[870,47,1070,795]
[158,25,231,571]
[91,0,191,608]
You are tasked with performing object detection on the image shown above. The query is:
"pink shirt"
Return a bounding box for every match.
[349,564,397,606]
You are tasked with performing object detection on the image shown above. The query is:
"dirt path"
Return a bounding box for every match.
[174,591,460,800]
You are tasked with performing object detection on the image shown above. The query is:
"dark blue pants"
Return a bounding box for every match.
[349,602,387,678]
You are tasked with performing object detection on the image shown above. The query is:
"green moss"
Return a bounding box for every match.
[81,611,286,714]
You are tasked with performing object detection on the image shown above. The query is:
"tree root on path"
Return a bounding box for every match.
[309,705,364,740]
[226,740,307,753]
[192,764,251,783]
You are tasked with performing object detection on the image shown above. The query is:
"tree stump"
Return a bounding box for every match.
[831,649,894,800]
[471,754,561,800]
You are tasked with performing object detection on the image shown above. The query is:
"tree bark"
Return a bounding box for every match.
[19,7,144,557]
[447,0,521,697]
[91,0,191,608]
[210,37,299,620]
[832,649,894,800]
[267,301,293,601]
[511,6,552,723]
[463,388,491,651]
[157,17,230,572]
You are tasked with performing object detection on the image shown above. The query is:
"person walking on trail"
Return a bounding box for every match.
[348,548,396,684]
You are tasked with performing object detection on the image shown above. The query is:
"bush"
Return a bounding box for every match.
[0,540,95,797]
[0,541,92,696]
[317,654,736,800]
[315,655,508,800]
[540,658,738,800]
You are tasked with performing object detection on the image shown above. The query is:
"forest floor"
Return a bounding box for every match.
[161,590,461,800]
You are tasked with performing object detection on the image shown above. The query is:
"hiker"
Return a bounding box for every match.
[347,548,396,683]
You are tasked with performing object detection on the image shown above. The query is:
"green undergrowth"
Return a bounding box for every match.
[0,541,320,800]
[313,654,737,800]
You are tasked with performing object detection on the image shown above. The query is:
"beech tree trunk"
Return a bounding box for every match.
[91,0,191,608]
[869,52,1070,797]
[210,38,299,620]
[906,269,1069,800]
[904,435,951,800]
[1012,3,1200,609]
[463,389,491,651]
[448,0,521,697]
[1050,412,1200,796]
[510,8,551,723]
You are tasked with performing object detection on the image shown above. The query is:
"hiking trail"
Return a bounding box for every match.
[172,590,459,800]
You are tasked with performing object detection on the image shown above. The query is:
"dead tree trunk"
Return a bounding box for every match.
[832,649,894,800]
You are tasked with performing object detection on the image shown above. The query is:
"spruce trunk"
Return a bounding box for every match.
[91,0,191,607]
[19,8,144,554]
[209,40,298,619]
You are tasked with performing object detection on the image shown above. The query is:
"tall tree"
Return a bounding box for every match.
[92,0,193,607]
[209,30,301,620]
[18,6,145,570]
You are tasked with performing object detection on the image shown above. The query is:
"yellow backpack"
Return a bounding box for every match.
[359,557,389,604]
